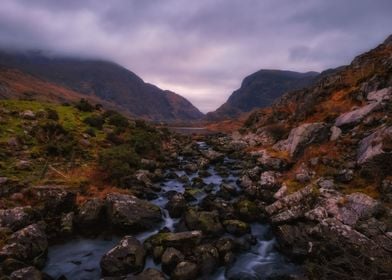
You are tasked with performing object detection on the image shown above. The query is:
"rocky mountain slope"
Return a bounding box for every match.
[206,70,319,120]
[0,51,204,122]
[217,34,392,278]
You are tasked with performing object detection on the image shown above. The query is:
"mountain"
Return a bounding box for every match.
[0,51,204,122]
[230,35,392,278]
[206,70,319,120]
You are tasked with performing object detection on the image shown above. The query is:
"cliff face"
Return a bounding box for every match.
[206,70,318,120]
[0,51,204,122]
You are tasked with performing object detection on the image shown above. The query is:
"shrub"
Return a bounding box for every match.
[45,108,59,121]
[83,114,104,129]
[98,145,140,184]
[75,98,94,112]
[264,124,289,141]
[107,113,128,128]
[128,129,161,155]
[84,128,96,137]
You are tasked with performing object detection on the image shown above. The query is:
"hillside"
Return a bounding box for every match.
[0,51,204,122]
[206,70,319,120]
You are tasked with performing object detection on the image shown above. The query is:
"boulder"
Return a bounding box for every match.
[201,149,224,163]
[171,261,198,280]
[330,126,342,141]
[184,209,224,235]
[367,87,391,102]
[60,212,74,235]
[10,266,42,280]
[161,247,184,274]
[20,110,36,120]
[259,171,281,189]
[31,185,76,214]
[335,103,380,127]
[0,223,48,267]
[273,122,329,157]
[357,125,392,165]
[106,193,161,231]
[165,193,186,218]
[0,206,37,231]
[194,244,219,275]
[256,149,289,171]
[77,198,105,227]
[100,236,146,276]
[223,220,250,236]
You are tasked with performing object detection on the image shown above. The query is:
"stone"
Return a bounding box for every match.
[171,261,198,280]
[223,220,250,236]
[144,231,203,252]
[335,169,354,183]
[317,178,335,189]
[0,206,37,231]
[60,212,74,235]
[184,209,224,235]
[256,149,289,171]
[100,236,146,276]
[357,126,392,165]
[273,184,288,200]
[367,87,391,102]
[77,198,105,227]
[194,244,219,275]
[165,193,186,218]
[335,102,380,128]
[31,185,76,214]
[106,193,161,231]
[20,110,36,120]
[259,171,280,189]
[330,126,342,141]
[10,266,42,280]
[0,223,48,267]
[273,122,329,157]
[161,247,184,275]
[201,149,224,163]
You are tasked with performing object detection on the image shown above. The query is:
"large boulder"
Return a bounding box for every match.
[100,236,146,276]
[106,193,161,231]
[357,125,392,166]
[144,231,203,252]
[30,185,76,214]
[171,261,199,280]
[273,123,329,157]
[194,244,220,275]
[335,103,380,128]
[0,206,37,231]
[0,223,48,267]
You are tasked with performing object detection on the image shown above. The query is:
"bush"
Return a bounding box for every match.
[264,124,289,141]
[45,108,59,121]
[99,145,140,184]
[83,114,104,129]
[107,113,128,128]
[128,129,161,155]
[75,98,94,112]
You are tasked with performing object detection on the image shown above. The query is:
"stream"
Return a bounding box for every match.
[44,142,300,279]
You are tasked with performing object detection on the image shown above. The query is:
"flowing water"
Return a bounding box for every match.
[44,142,299,279]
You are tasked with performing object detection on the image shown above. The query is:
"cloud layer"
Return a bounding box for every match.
[0,0,391,112]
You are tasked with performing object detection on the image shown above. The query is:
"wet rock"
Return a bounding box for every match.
[165,193,186,218]
[1,258,27,275]
[0,206,37,231]
[194,244,219,275]
[201,149,224,163]
[60,212,74,235]
[184,209,224,235]
[235,199,260,222]
[0,223,48,267]
[197,158,210,170]
[273,122,329,157]
[10,266,42,280]
[106,193,161,231]
[125,268,165,280]
[31,185,76,214]
[223,220,250,236]
[171,261,198,280]
[100,236,146,276]
[76,198,105,227]
[144,231,203,252]
[161,247,184,275]
[134,170,152,186]
[183,163,198,173]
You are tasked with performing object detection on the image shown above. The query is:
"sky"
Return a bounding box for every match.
[0,0,391,113]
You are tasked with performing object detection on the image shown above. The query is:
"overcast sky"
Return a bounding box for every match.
[0,0,391,112]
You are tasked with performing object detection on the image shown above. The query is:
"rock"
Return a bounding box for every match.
[357,125,392,165]
[0,223,48,267]
[380,179,392,202]
[15,160,31,170]
[256,149,289,171]
[273,184,288,200]
[0,206,37,231]
[194,244,219,275]
[235,199,260,222]
[100,236,146,276]
[10,266,42,280]
[273,122,329,157]
[60,212,74,235]
[161,247,184,275]
[335,169,354,183]
[183,163,198,173]
[335,102,380,128]
[20,110,36,120]
[201,149,224,163]
[106,193,161,231]
[275,223,311,258]
[125,268,165,280]
[295,164,311,183]
[171,261,198,280]
[223,220,250,236]
[330,126,342,141]
[197,158,210,169]
[31,185,76,214]
[76,198,105,227]
[317,178,335,189]
[367,87,391,102]
[165,193,186,218]
[184,209,224,235]
[259,171,280,189]
[134,170,152,186]
[144,231,203,252]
